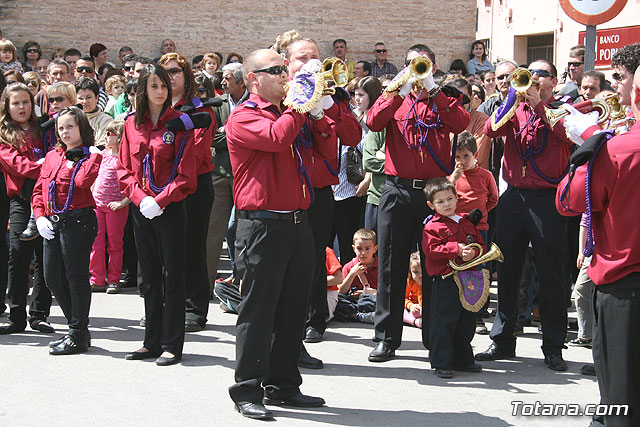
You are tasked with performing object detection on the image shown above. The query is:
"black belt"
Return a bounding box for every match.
[237,209,307,224]
[48,206,94,223]
[387,175,428,190]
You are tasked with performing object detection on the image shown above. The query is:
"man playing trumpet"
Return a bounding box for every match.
[476,60,573,371]
[366,44,470,362]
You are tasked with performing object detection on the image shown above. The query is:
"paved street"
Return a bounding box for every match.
[1,282,599,427]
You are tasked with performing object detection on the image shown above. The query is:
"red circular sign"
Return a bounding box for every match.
[559,0,628,25]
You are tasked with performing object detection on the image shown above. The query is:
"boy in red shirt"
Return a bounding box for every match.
[423,178,485,378]
[333,228,378,324]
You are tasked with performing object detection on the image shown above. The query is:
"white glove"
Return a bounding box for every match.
[420,72,437,92]
[139,196,164,219]
[566,129,585,146]
[36,217,55,240]
[398,77,416,97]
[36,158,45,165]
[309,102,324,119]
[89,146,101,154]
[562,105,599,140]
[299,59,322,75]
[321,95,334,110]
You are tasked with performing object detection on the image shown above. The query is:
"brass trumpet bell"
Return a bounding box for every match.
[319,57,348,94]
[545,98,610,129]
[510,68,540,93]
[443,243,504,278]
[384,55,433,93]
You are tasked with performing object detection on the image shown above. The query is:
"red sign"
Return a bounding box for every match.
[578,26,640,67]
[560,0,627,25]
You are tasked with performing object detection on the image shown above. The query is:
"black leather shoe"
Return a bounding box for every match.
[49,329,91,348]
[234,401,274,420]
[30,319,55,333]
[298,344,323,369]
[544,354,568,371]
[368,342,395,362]
[49,335,88,355]
[474,342,515,361]
[125,349,162,360]
[156,354,182,366]
[304,326,323,343]
[435,368,453,378]
[453,363,483,372]
[0,322,26,335]
[263,393,325,407]
[19,218,40,241]
[580,364,596,376]
[185,320,204,332]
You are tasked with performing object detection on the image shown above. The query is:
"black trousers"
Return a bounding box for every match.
[305,186,335,334]
[490,186,568,356]
[0,175,9,314]
[43,208,97,340]
[429,276,476,369]
[375,178,432,350]
[229,214,313,404]
[7,197,51,327]
[592,275,640,427]
[132,202,186,356]
[333,195,365,264]
[185,173,214,326]
[213,279,241,313]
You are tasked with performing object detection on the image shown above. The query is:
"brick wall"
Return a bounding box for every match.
[1,0,476,72]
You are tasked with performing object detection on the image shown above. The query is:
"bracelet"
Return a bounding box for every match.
[428,85,441,99]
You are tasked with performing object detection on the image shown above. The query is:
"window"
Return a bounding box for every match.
[527,34,554,65]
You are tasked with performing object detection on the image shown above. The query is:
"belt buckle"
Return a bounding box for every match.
[412,179,424,189]
[293,210,302,224]
[50,214,60,223]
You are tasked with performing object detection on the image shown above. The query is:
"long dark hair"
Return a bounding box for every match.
[470,40,487,62]
[354,76,383,111]
[0,83,41,148]
[55,106,95,148]
[134,64,172,129]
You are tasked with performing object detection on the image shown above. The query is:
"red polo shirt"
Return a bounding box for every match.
[367,91,470,180]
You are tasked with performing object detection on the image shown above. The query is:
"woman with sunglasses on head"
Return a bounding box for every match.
[0,83,55,335]
[158,52,215,333]
[21,41,42,72]
[117,64,196,365]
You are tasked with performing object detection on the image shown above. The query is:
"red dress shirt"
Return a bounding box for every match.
[484,98,572,189]
[226,93,335,211]
[422,213,485,276]
[32,146,102,218]
[0,132,42,197]
[451,165,498,231]
[556,121,640,285]
[117,108,197,208]
[366,91,470,180]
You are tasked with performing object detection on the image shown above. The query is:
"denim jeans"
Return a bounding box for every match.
[43,208,97,340]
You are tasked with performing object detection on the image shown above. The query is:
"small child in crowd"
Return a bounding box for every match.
[422,177,485,378]
[89,120,130,294]
[334,228,378,324]
[403,252,423,328]
[103,75,126,118]
[0,39,24,73]
[449,131,498,334]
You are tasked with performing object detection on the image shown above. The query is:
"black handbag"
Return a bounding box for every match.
[345,146,364,185]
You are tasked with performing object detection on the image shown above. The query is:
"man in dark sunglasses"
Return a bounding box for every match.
[226,48,333,420]
[478,60,517,116]
[557,44,584,100]
[477,58,572,372]
[73,56,108,111]
[370,42,398,78]
[610,43,640,108]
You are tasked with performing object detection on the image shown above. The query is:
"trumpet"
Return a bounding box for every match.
[443,243,504,279]
[545,98,610,128]
[384,55,433,93]
[510,68,541,93]
[318,57,348,95]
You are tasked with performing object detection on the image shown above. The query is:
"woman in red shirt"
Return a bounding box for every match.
[0,83,53,335]
[32,106,102,355]
[117,64,196,366]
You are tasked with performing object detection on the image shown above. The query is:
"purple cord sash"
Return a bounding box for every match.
[142,131,190,195]
[47,156,89,214]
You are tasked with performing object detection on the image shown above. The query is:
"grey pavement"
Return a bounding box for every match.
[1,284,599,427]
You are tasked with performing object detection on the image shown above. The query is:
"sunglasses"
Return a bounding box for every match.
[568,62,583,68]
[26,48,40,54]
[528,69,553,78]
[48,96,66,103]
[375,49,387,53]
[253,65,287,75]
[26,79,38,87]
[123,65,134,72]
[496,74,510,81]
[197,87,208,93]
[473,91,483,97]
[76,66,94,73]
[165,67,183,77]
[612,72,626,82]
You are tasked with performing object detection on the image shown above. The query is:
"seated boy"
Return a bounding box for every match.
[333,228,378,324]
[422,177,486,379]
